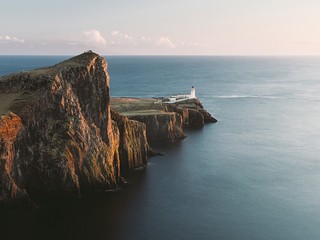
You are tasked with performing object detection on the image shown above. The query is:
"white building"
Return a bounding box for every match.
[190,86,196,98]
[168,86,197,103]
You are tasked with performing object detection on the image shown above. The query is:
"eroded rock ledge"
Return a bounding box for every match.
[0,52,216,203]
[111,97,217,144]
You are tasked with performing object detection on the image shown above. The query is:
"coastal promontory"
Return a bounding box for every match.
[0,52,216,203]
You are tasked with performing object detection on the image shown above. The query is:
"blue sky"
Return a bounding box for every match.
[1,0,320,55]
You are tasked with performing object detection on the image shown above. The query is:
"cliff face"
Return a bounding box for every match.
[0,52,123,201]
[128,112,186,144]
[0,112,27,200]
[165,98,217,126]
[111,110,153,175]
[111,97,217,145]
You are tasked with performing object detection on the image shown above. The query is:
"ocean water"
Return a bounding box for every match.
[1,56,320,240]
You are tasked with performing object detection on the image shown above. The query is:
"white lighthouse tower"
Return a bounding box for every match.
[190,86,196,98]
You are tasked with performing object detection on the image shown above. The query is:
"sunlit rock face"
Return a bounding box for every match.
[0,52,121,202]
[0,112,27,200]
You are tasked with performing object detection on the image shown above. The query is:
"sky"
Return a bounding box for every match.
[1,0,320,55]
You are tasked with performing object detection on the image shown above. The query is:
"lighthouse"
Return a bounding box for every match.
[190,86,196,98]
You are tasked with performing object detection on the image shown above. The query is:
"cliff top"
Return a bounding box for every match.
[111,97,205,117]
[0,51,101,80]
[0,51,104,116]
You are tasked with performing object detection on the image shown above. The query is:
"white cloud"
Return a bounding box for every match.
[110,31,133,40]
[0,35,24,44]
[83,29,106,46]
[111,31,120,36]
[156,37,176,48]
[109,30,205,51]
[110,31,177,49]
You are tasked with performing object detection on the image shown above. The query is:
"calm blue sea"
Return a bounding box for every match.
[1,55,320,240]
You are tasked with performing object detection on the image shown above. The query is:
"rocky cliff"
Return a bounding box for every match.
[128,111,186,144]
[165,98,217,125]
[111,97,217,144]
[0,52,216,203]
[0,112,27,200]
[0,52,151,202]
[111,110,153,175]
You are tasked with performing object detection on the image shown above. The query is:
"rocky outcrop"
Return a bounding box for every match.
[0,112,27,200]
[0,52,122,202]
[187,109,204,127]
[111,110,154,175]
[128,112,186,144]
[111,97,217,144]
[166,98,217,126]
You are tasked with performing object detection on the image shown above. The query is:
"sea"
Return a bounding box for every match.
[1,55,320,240]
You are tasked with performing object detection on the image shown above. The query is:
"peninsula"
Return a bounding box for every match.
[0,52,216,203]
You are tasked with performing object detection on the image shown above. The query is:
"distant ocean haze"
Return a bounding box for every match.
[1,55,320,240]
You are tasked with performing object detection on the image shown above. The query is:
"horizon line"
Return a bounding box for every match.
[1,54,320,57]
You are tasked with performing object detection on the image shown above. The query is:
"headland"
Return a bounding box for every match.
[0,52,216,203]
